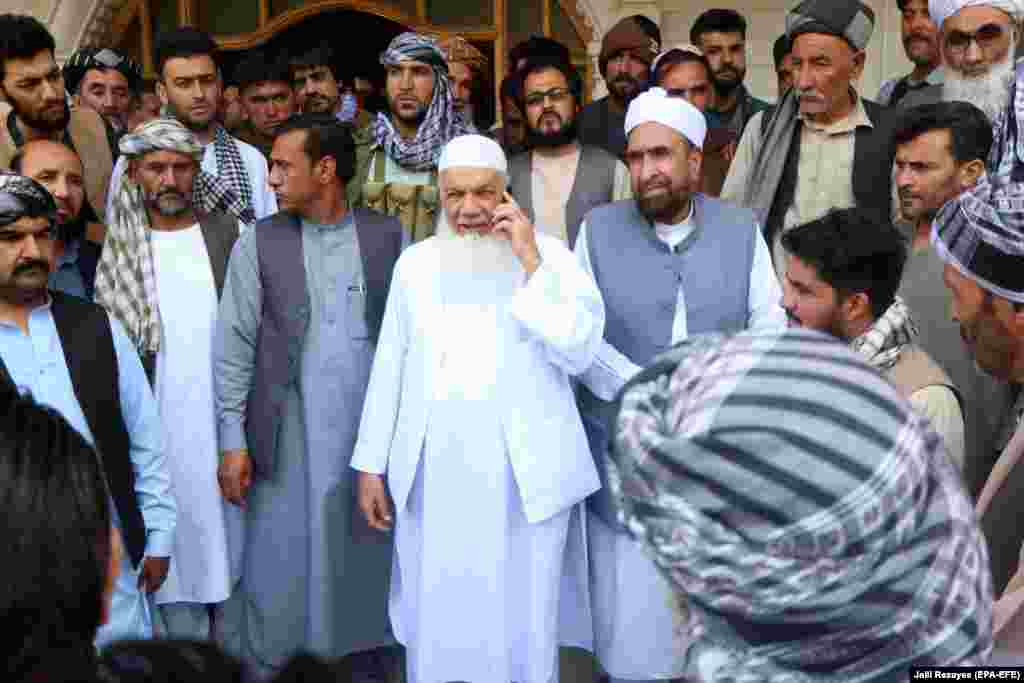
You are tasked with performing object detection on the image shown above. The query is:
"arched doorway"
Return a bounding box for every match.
[215,9,497,129]
[106,0,594,122]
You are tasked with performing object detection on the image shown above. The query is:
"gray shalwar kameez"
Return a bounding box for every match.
[215,215,395,677]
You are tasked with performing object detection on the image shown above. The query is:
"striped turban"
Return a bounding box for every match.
[0,173,57,231]
[62,47,143,96]
[95,118,242,363]
[786,0,876,51]
[932,175,1024,303]
[375,32,474,172]
[609,328,992,681]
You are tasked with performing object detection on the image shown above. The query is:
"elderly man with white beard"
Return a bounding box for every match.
[352,133,604,683]
[932,0,1024,185]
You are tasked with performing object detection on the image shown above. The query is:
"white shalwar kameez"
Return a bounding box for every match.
[150,226,232,617]
[353,231,604,683]
[394,299,571,683]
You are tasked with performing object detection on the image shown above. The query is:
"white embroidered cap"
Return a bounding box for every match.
[929,0,1024,27]
[438,134,508,175]
[624,87,707,149]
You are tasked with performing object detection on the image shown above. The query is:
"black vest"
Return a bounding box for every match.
[51,292,146,567]
[246,208,403,478]
[762,98,896,248]
[507,144,620,249]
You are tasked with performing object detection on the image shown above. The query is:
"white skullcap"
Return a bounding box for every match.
[930,0,1024,27]
[624,87,707,149]
[438,134,508,175]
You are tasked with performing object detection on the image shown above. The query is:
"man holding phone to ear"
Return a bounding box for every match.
[353,133,604,683]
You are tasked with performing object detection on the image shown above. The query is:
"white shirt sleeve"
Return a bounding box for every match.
[747,224,787,331]
[243,144,278,220]
[909,385,966,472]
[573,222,644,401]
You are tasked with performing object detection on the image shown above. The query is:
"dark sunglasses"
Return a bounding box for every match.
[944,23,1011,54]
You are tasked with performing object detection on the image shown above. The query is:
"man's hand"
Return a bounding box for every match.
[357,472,393,532]
[492,191,541,276]
[218,449,252,508]
[138,556,170,593]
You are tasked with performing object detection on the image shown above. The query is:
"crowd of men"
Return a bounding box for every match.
[8,0,1024,679]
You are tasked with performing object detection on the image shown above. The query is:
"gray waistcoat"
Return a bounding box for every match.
[579,196,756,526]
[507,144,619,249]
[247,208,403,478]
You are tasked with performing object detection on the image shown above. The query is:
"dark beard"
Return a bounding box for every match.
[637,192,689,225]
[712,73,743,98]
[526,117,578,149]
[10,97,70,133]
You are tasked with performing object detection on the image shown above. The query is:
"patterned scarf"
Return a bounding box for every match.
[609,328,992,681]
[95,118,227,360]
[375,32,474,172]
[849,296,917,370]
[159,104,255,224]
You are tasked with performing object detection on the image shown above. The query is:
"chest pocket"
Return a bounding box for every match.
[347,274,371,341]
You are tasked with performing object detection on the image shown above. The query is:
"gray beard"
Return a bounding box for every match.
[943,48,1016,123]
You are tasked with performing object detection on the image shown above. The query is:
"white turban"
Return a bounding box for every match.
[624,87,707,150]
[930,0,1024,27]
[438,134,508,175]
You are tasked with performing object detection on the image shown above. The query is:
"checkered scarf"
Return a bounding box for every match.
[159,104,255,224]
[609,328,992,682]
[95,119,226,359]
[850,297,917,370]
[375,32,474,172]
[931,173,1024,303]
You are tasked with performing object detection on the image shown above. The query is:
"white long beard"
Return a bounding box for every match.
[436,213,524,304]
[944,48,1016,123]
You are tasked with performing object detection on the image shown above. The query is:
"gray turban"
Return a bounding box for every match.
[786,0,876,50]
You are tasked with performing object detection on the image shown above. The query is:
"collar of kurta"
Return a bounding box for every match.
[798,89,872,135]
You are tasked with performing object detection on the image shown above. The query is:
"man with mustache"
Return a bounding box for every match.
[507,56,630,248]
[11,140,103,300]
[354,133,602,683]
[349,33,473,243]
[0,172,175,649]
[94,118,238,643]
[289,46,368,129]
[231,52,296,160]
[105,27,277,228]
[574,88,784,683]
[878,0,944,106]
[932,0,1024,188]
[215,112,403,680]
[721,0,897,279]
[438,36,489,129]
[578,15,661,160]
[690,9,769,140]
[892,101,1015,500]
[0,15,114,229]
[780,208,964,466]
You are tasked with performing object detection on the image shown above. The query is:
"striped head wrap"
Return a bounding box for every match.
[95,118,237,361]
[931,175,1024,303]
[0,173,57,231]
[375,32,474,172]
[609,328,992,681]
[62,47,143,95]
[786,0,876,51]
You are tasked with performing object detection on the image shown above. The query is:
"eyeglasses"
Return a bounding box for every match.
[524,88,572,108]
[944,23,1011,55]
